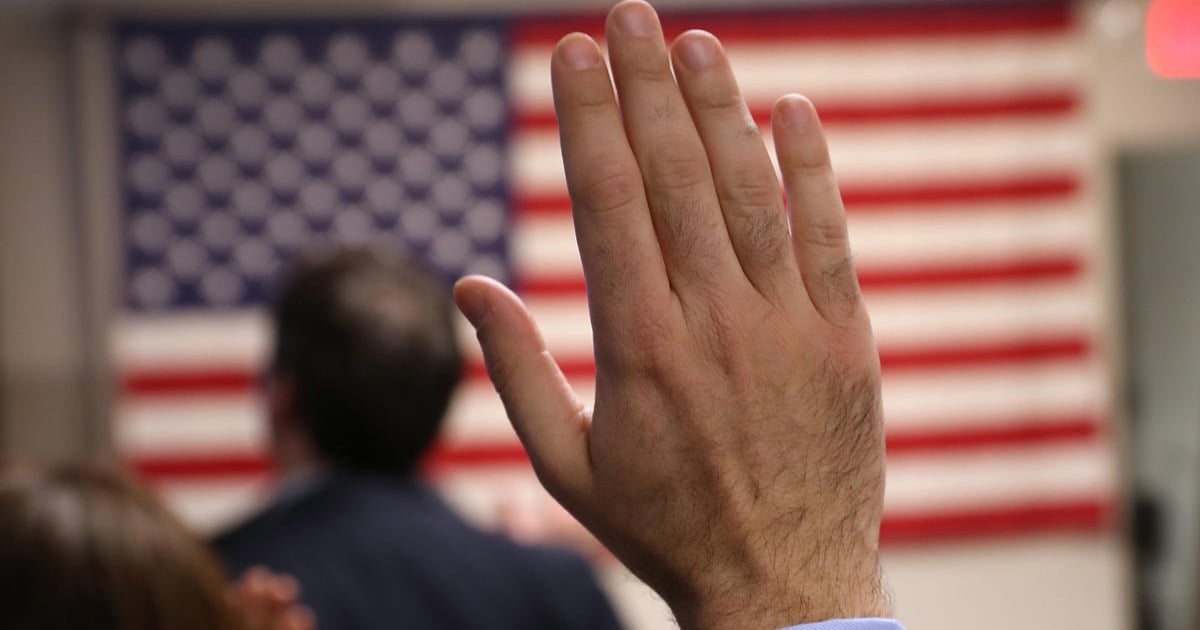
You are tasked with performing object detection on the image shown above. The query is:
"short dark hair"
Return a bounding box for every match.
[271,248,462,474]
[0,462,241,630]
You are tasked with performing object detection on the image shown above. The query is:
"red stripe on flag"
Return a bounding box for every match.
[461,335,1091,381]
[842,175,1082,208]
[859,257,1083,290]
[132,454,270,480]
[512,3,1070,45]
[879,499,1113,543]
[518,256,1084,296]
[879,336,1091,371]
[886,417,1100,455]
[422,418,1105,471]
[127,415,1102,481]
[514,174,1081,216]
[123,370,257,396]
[424,442,531,470]
[119,335,1092,397]
[132,453,1113,542]
[514,92,1080,131]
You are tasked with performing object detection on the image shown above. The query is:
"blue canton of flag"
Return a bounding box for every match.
[118,19,511,311]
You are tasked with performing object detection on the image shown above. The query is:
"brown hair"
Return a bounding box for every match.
[0,462,242,630]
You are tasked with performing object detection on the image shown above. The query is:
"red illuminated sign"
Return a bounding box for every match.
[1147,0,1200,78]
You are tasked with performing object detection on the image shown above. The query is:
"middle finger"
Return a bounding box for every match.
[605,0,743,292]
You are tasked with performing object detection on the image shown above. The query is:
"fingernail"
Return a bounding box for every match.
[558,34,601,70]
[456,286,490,328]
[779,95,814,128]
[615,1,657,37]
[676,32,718,70]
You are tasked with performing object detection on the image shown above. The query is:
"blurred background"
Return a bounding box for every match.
[0,0,1198,628]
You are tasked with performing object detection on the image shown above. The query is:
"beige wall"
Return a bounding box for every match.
[1085,0,1200,151]
[0,15,92,460]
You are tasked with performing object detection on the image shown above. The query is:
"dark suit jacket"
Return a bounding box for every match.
[214,473,623,630]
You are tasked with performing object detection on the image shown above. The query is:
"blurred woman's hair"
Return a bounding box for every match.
[0,461,242,630]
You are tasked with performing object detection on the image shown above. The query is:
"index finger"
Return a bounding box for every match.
[551,34,672,333]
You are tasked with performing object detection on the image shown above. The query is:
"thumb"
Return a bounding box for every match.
[454,275,592,503]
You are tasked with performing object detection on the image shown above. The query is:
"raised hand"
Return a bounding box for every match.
[454,1,889,627]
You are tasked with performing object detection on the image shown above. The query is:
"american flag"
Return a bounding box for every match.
[113,2,1117,542]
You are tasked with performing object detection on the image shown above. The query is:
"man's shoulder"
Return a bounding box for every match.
[211,474,571,571]
[211,498,292,556]
[211,473,423,565]
[211,486,323,569]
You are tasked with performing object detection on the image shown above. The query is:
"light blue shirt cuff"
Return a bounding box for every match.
[780,620,905,630]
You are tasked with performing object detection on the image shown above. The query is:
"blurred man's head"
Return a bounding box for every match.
[268,248,462,476]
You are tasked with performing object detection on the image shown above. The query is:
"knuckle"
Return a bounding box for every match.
[820,256,864,316]
[804,219,851,249]
[686,289,744,361]
[693,88,744,115]
[571,166,643,218]
[734,118,763,141]
[736,211,789,267]
[722,174,781,210]
[645,149,711,192]
[721,178,786,240]
[821,255,856,281]
[627,59,675,85]
[698,102,761,145]
[722,191,789,268]
[706,305,742,355]
[791,141,833,177]
[657,196,724,266]
[609,314,675,373]
[630,316,675,359]
[648,95,683,122]
[821,256,858,290]
[720,175,789,262]
[566,82,616,112]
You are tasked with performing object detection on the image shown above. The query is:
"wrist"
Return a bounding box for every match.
[668,552,889,630]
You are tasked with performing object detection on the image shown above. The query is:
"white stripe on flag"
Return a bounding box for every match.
[510,34,1082,107]
[460,280,1098,360]
[433,441,1112,528]
[115,276,1098,373]
[512,117,1089,195]
[116,393,266,456]
[114,312,269,372]
[115,357,1104,457]
[514,201,1091,277]
[151,439,1112,535]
